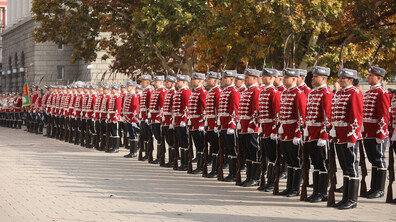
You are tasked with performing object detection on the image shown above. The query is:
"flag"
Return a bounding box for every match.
[22,75,31,107]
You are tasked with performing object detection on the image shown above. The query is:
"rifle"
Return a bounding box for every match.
[159,126,166,167]
[173,128,179,170]
[327,140,336,206]
[202,131,208,177]
[359,140,368,196]
[138,123,144,160]
[236,135,242,185]
[386,141,395,203]
[187,130,193,173]
[300,141,309,200]
[217,132,224,180]
[105,121,110,152]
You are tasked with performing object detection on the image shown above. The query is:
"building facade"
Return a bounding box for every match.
[1,0,127,93]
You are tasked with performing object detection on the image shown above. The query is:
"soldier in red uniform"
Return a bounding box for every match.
[148,76,167,163]
[237,69,262,187]
[303,66,333,202]
[162,76,177,167]
[277,68,307,197]
[67,85,78,143]
[274,70,288,179]
[361,66,389,199]
[62,86,73,142]
[59,86,68,140]
[297,69,312,96]
[28,85,38,133]
[47,86,56,138]
[54,86,63,138]
[41,86,50,134]
[86,85,98,148]
[123,81,140,158]
[80,84,90,146]
[119,84,128,148]
[139,75,154,160]
[218,70,240,182]
[188,72,207,174]
[204,72,222,177]
[100,85,111,151]
[236,74,247,93]
[73,82,85,145]
[93,83,104,149]
[13,92,23,129]
[330,68,363,209]
[257,68,281,192]
[173,75,192,171]
[34,88,43,134]
[107,84,122,153]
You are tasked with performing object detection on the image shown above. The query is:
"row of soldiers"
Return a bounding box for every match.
[0,92,23,128]
[1,64,395,210]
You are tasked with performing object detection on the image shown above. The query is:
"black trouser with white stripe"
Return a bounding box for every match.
[306,140,329,172]
[335,142,359,178]
[363,138,387,169]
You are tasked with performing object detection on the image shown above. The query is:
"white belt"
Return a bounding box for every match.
[150,110,160,113]
[218,113,230,117]
[140,108,147,111]
[163,112,172,115]
[174,113,183,117]
[189,115,201,119]
[306,121,322,127]
[123,112,134,114]
[108,111,116,114]
[279,120,297,124]
[332,121,348,127]
[206,115,217,118]
[259,119,273,123]
[363,118,378,123]
[239,115,251,120]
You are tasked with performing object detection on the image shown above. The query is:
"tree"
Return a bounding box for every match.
[32,0,395,80]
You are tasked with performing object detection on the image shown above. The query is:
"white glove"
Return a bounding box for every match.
[270,133,278,140]
[162,116,165,122]
[248,128,255,133]
[258,126,263,134]
[376,138,384,144]
[198,126,205,132]
[347,142,355,148]
[132,122,138,128]
[317,139,327,147]
[214,127,219,133]
[227,128,235,135]
[145,119,149,124]
[180,121,186,127]
[292,137,301,146]
[155,120,161,123]
[169,124,174,129]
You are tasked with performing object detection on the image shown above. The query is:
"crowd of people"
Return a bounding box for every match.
[0,64,395,210]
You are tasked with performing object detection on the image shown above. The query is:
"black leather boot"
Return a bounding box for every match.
[124,140,138,158]
[238,161,252,186]
[178,148,188,171]
[362,167,377,197]
[141,141,149,161]
[152,143,161,164]
[338,178,359,209]
[148,139,154,163]
[279,160,287,179]
[223,157,237,182]
[243,162,261,187]
[192,152,203,174]
[311,172,329,202]
[333,176,349,207]
[305,171,319,201]
[287,168,302,197]
[367,169,386,199]
[277,167,294,195]
[207,154,218,178]
[263,163,276,192]
[165,148,175,168]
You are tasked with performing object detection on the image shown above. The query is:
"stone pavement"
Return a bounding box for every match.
[0,127,394,222]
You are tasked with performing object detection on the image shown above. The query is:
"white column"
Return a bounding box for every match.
[16,0,22,21]
[22,0,29,17]
[29,0,33,15]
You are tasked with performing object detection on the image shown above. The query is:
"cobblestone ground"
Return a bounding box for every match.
[0,127,394,222]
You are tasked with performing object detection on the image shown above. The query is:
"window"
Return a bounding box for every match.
[57,44,64,50]
[57,66,64,80]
